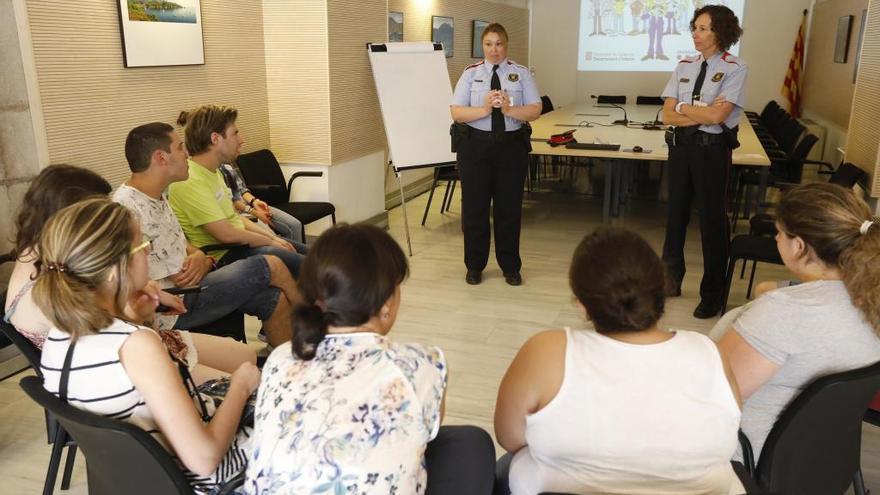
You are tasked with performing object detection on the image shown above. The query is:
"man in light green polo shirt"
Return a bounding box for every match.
[170,104,305,277]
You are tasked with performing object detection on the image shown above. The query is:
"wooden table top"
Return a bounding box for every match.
[529,103,771,167]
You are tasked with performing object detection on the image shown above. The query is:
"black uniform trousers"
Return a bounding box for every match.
[662,140,732,303]
[457,133,529,274]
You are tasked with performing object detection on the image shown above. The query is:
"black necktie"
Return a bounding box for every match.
[491,65,505,133]
[692,61,708,103]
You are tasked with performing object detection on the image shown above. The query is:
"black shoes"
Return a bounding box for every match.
[465,270,522,286]
[693,299,723,319]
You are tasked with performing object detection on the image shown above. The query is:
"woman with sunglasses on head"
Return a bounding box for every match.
[35,198,258,493]
[6,164,255,383]
[718,182,880,463]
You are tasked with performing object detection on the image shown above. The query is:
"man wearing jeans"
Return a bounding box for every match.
[114,122,300,346]
[170,104,305,278]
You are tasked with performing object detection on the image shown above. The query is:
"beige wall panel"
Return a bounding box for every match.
[389,0,530,86]
[263,0,331,165]
[802,0,868,129]
[26,0,270,186]
[327,0,388,164]
[846,0,880,196]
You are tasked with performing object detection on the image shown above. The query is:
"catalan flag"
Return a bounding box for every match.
[782,10,808,117]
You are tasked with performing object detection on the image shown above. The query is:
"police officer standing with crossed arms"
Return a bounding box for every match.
[660,4,746,318]
[450,23,542,286]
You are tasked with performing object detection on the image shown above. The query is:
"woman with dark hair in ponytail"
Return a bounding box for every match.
[719,182,880,464]
[246,224,495,495]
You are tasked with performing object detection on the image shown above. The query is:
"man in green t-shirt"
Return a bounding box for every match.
[170,105,305,278]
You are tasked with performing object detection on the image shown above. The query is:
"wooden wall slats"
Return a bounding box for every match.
[845,0,880,196]
[26,0,271,186]
[263,0,332,165]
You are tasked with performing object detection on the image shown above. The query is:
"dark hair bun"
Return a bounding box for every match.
[570,227,665,333]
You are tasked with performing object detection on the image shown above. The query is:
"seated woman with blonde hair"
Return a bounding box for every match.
[495,227,743,495]
[35,198,258,493]
[5,164,254,383]
[718,182,880,463]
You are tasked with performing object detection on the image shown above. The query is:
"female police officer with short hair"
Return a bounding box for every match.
[660,5,746,319]
[450,23,542,286]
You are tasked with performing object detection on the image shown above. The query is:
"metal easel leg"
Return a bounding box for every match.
[395,167,414,256]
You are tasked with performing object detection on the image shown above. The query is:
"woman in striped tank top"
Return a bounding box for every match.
[34,198,258,494]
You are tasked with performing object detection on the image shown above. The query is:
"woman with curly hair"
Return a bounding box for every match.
[719,182,880,462]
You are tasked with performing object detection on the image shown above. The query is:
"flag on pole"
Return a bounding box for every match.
[782,10,808,117]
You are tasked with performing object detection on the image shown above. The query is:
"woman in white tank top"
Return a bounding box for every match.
[495,227,743,495]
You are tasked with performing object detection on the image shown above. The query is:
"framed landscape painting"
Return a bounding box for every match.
[389,11,403,42]
[117,0,205,67]
[432,16,454,58]
[472,20,489,58]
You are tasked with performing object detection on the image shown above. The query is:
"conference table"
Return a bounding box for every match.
[529,103,771,223]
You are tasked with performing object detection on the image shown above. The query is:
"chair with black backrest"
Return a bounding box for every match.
[731,133,817,231]
[636,96,664,105]
[540,95,554,114]
[0,249,79,495]
[737,360,880,495]
[596,95,626,105]
[421,166,459,226]
[18,375,245,495]
[724,162,866,306]
[235,149,336,242]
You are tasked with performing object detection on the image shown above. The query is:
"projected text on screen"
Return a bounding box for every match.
[577,0,745,72]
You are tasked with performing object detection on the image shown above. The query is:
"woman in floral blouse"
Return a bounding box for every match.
[246,224,495,494]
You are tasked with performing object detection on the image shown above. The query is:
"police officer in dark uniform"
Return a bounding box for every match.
[450,23,542,286]
[660,5,746,318]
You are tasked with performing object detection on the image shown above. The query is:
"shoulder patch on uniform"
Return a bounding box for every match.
[712,72,724,82]
[508,73,519,82]
[721,52,740,65]
[506,60,527,70]
[465,61,484,70]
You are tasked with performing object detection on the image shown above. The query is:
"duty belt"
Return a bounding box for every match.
[468,127,527,142]
[667,127,728,147]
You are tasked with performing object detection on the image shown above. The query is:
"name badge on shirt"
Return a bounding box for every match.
[474,79,484,83]
[712,72,724,82]
[679,78,690,83]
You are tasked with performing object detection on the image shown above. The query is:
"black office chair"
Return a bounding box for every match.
[540,95,554,114]
[0,290,78,495]
[720,235,783,312]
[235,149,336,242]
[597,95,626,105]
[19,375,243,495]
[421,166,459,226]
[636,96,664,105]
[738,360,880,495]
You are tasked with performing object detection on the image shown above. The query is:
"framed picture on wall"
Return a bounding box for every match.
[432,16,454,58]
[472,20,489,58]
[853,9,867,83]
[389,11,403,42]
[116,0,205,67]
[833,15,853,64]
